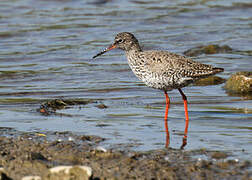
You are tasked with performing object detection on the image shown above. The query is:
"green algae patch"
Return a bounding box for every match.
[0,70,36,75]
[0,98,38,104]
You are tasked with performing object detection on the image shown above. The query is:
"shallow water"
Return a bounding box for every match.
[0,0,251,159]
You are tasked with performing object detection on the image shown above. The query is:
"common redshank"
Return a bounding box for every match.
[93,32,224,149]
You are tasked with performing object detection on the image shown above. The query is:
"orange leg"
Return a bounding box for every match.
[164,91,170,148]
[178,88,189,149]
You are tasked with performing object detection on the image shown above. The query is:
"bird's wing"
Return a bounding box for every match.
[139,50,216,78]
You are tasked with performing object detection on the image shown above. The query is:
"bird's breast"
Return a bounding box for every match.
[127,61,173,90]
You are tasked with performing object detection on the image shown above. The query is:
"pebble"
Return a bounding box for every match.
[49,165,92,178]
[21,176,42,180]
[95,146,107,152]
[68,136,74,141]
[164,156,170,161]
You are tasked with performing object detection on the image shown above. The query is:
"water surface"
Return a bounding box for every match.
[0,0,251,159]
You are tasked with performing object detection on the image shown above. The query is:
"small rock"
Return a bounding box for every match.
[21,176,42,180]
[164,156,170,161]
[68,136,74,141]
[47,165,92,180]
[80,135,105,143]
[30,152,47,161]
[196,160,212,168]
[57,138,63,142]
[234,158,239,163]
[224,72,252,95]
[49,166,72,174]
[197,158,202,162]
[96,103,108,109]
[95,146,107,153]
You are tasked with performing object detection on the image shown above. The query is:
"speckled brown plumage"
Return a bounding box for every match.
[93,32,224,149]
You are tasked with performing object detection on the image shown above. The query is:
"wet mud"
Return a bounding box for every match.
[0,130,251,180]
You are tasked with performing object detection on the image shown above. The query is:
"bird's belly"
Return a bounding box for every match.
[141,75,174,91]
[135,71,194,91]
[132,71,172,90]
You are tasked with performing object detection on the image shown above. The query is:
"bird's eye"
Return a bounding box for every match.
[117,39,123,43]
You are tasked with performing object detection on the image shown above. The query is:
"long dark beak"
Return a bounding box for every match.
[93,44,116,59]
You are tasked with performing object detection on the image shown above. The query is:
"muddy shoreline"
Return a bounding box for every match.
[0,130,251,180]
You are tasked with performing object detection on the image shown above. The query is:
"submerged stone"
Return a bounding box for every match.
[184,44,233,56]
[211,151,228,159]
[194,76,226,86]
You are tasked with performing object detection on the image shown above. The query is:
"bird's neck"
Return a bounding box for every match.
[125,46,142,68]
[125,49,140,60]
[125,44,142,55]
[132,43,142,52]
